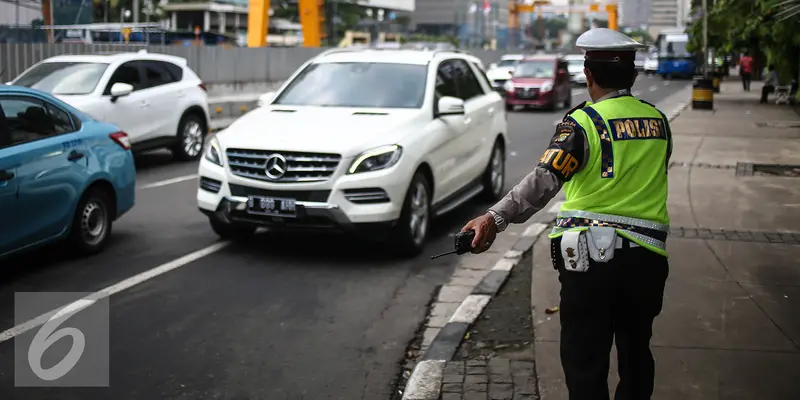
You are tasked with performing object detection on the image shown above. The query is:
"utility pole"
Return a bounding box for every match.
[702,0,708,76]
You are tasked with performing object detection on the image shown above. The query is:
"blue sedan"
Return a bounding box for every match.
[0,86,136,259]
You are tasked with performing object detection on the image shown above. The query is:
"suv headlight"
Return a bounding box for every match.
[540,81,554,92]
[348,145,403,174]
[205,136,223,166]
[503,80,514,92]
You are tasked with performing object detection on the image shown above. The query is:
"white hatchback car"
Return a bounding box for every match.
[199,48,508,255]
[10,51,210,161]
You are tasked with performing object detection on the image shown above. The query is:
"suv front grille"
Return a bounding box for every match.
[226,149,341,183]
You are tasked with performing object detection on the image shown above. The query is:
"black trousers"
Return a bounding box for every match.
[741,72,751,91]
[551,238,669,400]
[760,85,774,103]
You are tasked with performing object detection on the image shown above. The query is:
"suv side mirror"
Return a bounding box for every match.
[258,91,276,107]
[110,82,134,101]
[436,96,465,117]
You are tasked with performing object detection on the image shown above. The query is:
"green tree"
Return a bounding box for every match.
[687,0,800,82]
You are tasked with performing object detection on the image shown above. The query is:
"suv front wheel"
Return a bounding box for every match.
[393,172,431,257]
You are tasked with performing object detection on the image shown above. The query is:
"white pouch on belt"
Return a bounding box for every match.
[585,226,618,262]
[560,230,590,272]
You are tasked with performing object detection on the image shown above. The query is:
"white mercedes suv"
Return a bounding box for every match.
[197,48,508,255]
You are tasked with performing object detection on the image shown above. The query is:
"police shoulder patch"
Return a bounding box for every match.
[538,117,587,182]
[562,101,588,121]
[554,119,577,142]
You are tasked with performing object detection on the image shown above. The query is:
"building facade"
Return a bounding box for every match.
[619,0,653,29]
[647,0,691,37]
[412,0,508,37]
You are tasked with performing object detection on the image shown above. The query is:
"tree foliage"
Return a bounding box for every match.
[687,0,800,81]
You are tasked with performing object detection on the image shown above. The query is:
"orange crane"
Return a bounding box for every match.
[247,0,326,48]
[508,1,619,33]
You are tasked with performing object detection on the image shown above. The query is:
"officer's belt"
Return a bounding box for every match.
[553,210,669,249]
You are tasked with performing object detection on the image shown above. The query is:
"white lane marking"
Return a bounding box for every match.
[523,222,548,238]
[493,258,516,272]
[632,91,641,97]
[504,249,524,259]
[663,82,670,86]
[139,174,198,189]
[510,151,518,157]
[547,200,564,214]
[402,360,446,400]
[449,294,492,324]
[649,85,658,92]
[0,241,229,344]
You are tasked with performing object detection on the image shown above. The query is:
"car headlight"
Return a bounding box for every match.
[540,81,554,92]
[348,145,403,174]
[503,80,514,92]
[205,136,223,166]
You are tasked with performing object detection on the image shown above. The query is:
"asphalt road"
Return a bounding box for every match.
[0,75,690,400]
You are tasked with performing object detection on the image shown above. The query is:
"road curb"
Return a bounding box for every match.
[661,85,692,122]
[401,222,549,400]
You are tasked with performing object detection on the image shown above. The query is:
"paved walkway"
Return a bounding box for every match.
[533,79,800,400]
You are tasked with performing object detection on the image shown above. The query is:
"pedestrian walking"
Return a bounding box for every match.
[739,52,753,91]
[461,28,672,400]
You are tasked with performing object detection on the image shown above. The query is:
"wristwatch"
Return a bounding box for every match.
[487,210,507,232]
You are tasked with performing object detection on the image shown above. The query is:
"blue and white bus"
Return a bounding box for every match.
[654,28,696,79]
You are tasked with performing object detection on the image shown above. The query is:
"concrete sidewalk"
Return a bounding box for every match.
[533,79,800,400]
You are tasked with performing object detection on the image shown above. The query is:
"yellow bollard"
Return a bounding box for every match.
[692,76,714,110]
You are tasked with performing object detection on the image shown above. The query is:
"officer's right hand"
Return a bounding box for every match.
[461,213,498,254]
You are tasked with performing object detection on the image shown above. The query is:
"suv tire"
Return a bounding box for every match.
[481,140,505,202]
[173,112,206,161]
[393,171,431,257]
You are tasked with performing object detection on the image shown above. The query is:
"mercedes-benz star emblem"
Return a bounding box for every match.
[264,154,287,180]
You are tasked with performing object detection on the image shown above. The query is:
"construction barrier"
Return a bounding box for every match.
[692,76,714,110]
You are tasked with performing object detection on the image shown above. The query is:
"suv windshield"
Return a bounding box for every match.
[13,62,109,95]
[274,62,428,108]
[514,61,555,78]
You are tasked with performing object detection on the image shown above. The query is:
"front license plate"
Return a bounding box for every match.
[246,196,297,218]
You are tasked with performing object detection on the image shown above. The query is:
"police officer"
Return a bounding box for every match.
[462,28,672,400]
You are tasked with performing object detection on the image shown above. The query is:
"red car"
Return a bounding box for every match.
[503,55,573,111]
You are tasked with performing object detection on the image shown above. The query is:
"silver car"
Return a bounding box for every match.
[564,55,587,86]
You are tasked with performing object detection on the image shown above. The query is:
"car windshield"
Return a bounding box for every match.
[659,40,690,58]
[274,62,428,108]
[497,59,518,68]
[13,62,109,95]
[566,58,584,71]
[514,61,555,78]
